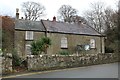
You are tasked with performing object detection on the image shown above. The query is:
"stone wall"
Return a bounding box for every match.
[27,53,118,71]
[1,54,12,74]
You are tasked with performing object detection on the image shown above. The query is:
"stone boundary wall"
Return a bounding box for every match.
[27,53,118,71]
[1,54,12,74]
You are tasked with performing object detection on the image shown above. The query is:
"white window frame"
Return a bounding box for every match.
[25,31,33,40]
[61,37,68,48]
[25,44,31,55]
[90,39,96,48]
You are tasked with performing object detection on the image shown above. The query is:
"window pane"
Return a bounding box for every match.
[90,39,95,48]
[25,31,33,40]
[25,31,28,40]
[30,31,33,40]
[61,37,68,48]
[26,44,31,55]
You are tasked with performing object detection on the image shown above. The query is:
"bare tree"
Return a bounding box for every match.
[117,0,120,53]
[21,1,45,21]
[117,2,120,26]
[70,15,87,24]
[84,2,105,33]
[104,8,117,31]
[58,5,77,23]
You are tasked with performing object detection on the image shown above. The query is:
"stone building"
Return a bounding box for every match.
[1,9,105,57]
[14,17,105,57]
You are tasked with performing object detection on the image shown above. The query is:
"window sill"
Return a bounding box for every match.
[25,39,34,41]
[61,47,68,49]
[90,48,97,50]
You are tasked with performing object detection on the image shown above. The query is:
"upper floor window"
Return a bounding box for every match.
[25,31,33,40]
[61,37,68,48]
[90,39,95,48]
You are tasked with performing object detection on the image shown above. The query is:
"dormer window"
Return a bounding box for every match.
[61,37,68,48]
[25,31,33,40]
[90,39,95,48]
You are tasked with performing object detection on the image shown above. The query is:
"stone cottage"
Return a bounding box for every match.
[14,16,105,57]
[1,9,105,57]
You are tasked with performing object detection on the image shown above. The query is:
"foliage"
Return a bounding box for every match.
[105,14,120,53]
[2,16,14,53]
[58,50,70,55]
[104,1,120,53]
[105,46,114,53]
[31,37,51,55]
[31,41,40,55]
[12,50,22,67]
[118,0,120,53]
[21,1,45,21]
[83,1,120,53]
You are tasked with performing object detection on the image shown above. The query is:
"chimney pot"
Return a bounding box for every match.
[53,16,56,21]
[16,8,19,19]
[21,17,23,19]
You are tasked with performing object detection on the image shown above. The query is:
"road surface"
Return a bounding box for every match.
[11,63,118,78]
[3,63,119,79]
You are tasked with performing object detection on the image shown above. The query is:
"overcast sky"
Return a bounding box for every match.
[0,0,118,20]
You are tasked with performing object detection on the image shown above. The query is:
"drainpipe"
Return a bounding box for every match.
[41,20,47,37]
[41,20,47,54]
[100,36,102,53]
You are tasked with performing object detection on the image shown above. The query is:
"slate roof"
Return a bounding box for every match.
[15,20,45,31]
[15,19,102,36]
[42,20,101,36]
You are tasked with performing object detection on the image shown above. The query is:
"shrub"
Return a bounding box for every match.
[105,46,114,53]
[31,41,42,55]
[12,50,22,67]
[58,50,70,55]
[31,37,51,55]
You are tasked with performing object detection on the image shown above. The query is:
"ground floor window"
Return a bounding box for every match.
[61,37,68,48]
[90,39,96,48]
[25,44,31,55]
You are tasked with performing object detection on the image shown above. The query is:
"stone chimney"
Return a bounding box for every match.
[16,8,19,19]
[53,16,56,21]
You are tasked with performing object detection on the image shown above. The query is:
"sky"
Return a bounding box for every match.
[0,0,118,20]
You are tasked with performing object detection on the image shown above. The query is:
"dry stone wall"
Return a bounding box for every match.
[1,54,12,74]
[27,53,118,71]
